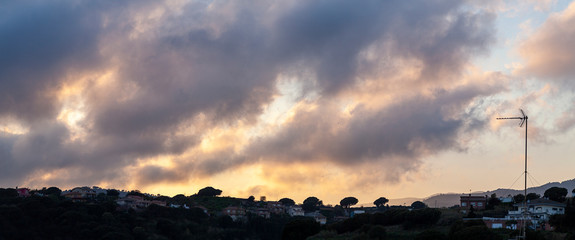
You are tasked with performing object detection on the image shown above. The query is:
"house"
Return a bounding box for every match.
[288,205,304,216]
[482,217,516,230]
[249,208,271,219]
[222,206,246,221]
[63,187,96,202]
[483,198,566,230]
[116,195,166,210]
[305,211,327,225]
[193,205,210,216]
[150,200,167,207]
[16,188,30,197]
[117,196,140,209]
[350,209,365,217]
[460,195,487,212]
[334,216,349,222]
[507,198,565,222]
[499,196,513,203]
[266,201,285,215]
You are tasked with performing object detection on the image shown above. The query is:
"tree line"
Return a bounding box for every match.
[2,185,575,240]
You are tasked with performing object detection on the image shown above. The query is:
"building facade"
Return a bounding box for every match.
[460,195,487,212]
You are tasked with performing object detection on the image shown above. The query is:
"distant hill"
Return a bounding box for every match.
[357,197,422,208]
[387,197,422,207]
[389,178,575,208]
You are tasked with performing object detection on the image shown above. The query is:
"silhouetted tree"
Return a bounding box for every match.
[526,193,540,201]
[405,208,442,228]
[368,225,387,240]
[171,194,188,205]
[197,186,222,197]
[155,195,171,202]
[217,215,235,228]
[411,201,427,209]
[449,220,499,240]
[334,213,372,233]
[549,202,575,232]
[279,198,295,206]
[282,217,321,240]
[247,196,255,202]
[96,192,107,202]
[374,197,389,208]
[42,187,62,196]
[371,209,409,226]
[416,230,446,240]
[544,187,568,202]
[486,194,501,209]
[333,205,345,216]
[513,194,525,203]
[302,197,322,212]
[466,205,476,218]
[106,189,120,197]
[340,197,358,209]
[0,188,18,198]
[127,190,145,198]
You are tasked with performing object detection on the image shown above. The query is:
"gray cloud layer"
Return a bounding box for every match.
[0,0,502,188]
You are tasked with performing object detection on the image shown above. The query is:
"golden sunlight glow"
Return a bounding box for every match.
[57,107,86,141]
[40,172,54,181]
[199,124,248,153]
[137,163,268,198]
[136,156,176,168]
[22,169,73,189]
[0,120,28,135]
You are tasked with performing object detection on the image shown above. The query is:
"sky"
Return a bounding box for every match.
[1,0,575,206]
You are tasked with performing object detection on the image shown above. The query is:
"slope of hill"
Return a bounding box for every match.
[412,178,575,208]
[387,197,422,207]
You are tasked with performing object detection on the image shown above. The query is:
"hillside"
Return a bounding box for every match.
[417,178,575,208]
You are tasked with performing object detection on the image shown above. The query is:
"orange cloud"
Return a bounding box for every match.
[520,1,575,80]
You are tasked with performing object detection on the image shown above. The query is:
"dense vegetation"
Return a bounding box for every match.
[2,186,575,240]
[0,193,291,240]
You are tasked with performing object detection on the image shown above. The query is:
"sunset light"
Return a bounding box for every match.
[2,0,575,208]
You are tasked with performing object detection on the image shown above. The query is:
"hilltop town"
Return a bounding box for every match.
[2,183,575,239]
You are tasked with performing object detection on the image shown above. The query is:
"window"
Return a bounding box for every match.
[461,202,467,206]
[492,223,503,229]
[478,202,483,206]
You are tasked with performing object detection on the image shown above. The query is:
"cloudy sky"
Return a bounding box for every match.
[1,0,575,205]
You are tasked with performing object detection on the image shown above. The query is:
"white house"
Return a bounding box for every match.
[507,198,565,222]
[484,198,566,230]
[305,211,327,225]
[222,206,246,221]
[288,205,304,216]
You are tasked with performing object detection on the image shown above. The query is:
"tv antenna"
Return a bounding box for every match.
[497,109,528,239]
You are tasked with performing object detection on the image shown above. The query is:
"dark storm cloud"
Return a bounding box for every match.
[272,0,495,93]
[242,83,501,167]
[0,0,500,187]
[0,1,105,123]
[90,16,276,137]
[0,121,81,180]
[0,132,18,172]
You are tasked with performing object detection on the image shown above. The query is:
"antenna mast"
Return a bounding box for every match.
[497,109,528,240]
